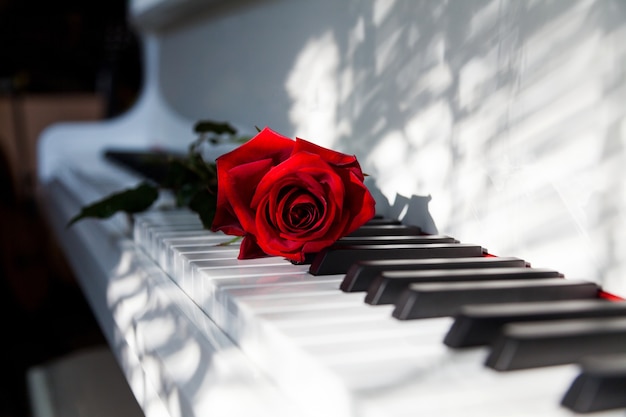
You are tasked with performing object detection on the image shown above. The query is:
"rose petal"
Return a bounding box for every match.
[217,127,294,171]
[238,234,269,259]
[283,191,320,230]
[211,127,294,234]
[274,182,328,236]
[341,170,377,234]
[250,152,353,259]
[294,138,365,181]
[254,153,343,239]
[212,158,274,235]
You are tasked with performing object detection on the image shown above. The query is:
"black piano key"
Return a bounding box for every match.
[309,243,486,276]
[336,235,458,246]
[486,317,626,371]
[444,299,626,347]
[104,149,183,183]
[341,256,529,292]
[392,278,599,320]
[562,354,626,413]
[365,267,563,306]
[347,224,422,237]
[363,217,402,225]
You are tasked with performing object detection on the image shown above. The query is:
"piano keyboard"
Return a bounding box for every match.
[133,208,626,417]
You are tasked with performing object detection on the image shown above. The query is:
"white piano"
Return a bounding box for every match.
[37,0,626,416]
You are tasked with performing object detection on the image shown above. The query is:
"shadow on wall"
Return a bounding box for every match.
[365,176,438,234]
[315,0,626,291]
[326,0,625,198]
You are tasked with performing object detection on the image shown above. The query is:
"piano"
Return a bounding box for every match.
[36,0,626,416]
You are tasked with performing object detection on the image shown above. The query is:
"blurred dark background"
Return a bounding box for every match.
[0,0,141,115]
[0,1,142,416]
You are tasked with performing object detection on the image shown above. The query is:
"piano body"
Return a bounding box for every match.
[37,0,626,416]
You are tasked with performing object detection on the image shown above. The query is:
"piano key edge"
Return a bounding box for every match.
[38,176,303,417]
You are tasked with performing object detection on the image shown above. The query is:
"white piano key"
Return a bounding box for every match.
[169,243,239,275]
[237,291,368,313]
[188,264,312,301]
[44,177,305,417]
[164,235,238,246]
[167,243,233,272]
[136,220,204,250]
[215,270,337,284]
[167,239,241,254]
[149,230,214,258]
[132,210,626,417]
[191,255,292,270]
[199,265,309,282]
[282,315,449,346]
[259,305,398,328]
[167,243,240,275]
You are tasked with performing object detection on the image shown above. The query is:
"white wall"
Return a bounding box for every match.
[133,0,626,297]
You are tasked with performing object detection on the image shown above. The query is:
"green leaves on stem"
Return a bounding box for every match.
[67,182,159,226]
[68,119,246,230]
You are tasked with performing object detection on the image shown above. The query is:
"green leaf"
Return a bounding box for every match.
[160,159,197,188]
[188,189,217,230]
[67,182,159,227]
[186,154,216,182]
[193,120,237,135]
[174,182,204,207]
[217,235,242,246]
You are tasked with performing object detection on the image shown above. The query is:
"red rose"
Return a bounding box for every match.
[211,127,376,262]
